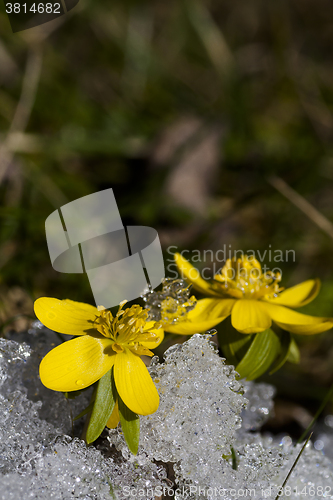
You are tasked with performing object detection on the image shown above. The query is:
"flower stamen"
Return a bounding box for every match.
[214,255,283,300]
[95,302,161,355]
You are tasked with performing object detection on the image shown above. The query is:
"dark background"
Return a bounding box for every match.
[1,0,333,438]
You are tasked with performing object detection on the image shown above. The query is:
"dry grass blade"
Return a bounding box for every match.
[268,175,333,240]
[121,5,154,99]
[184,0,233,76]
[0,45,43,184]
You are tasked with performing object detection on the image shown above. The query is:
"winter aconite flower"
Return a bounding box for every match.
[34,298,164,418]
[167,252,333,336]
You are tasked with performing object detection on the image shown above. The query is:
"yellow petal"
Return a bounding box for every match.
[263,302,333,335]
[106,400,120,429]
[39,334,115,391]
[263,279,320,308]
[141,323,164,348]
[34,297,99,335]
[165,298,235,335]
[231,299,272,334]
[175,253,221,297]
[114,348,159,415]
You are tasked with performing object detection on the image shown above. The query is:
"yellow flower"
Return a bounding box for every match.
[166,252,333,335]
[34,298,164,423]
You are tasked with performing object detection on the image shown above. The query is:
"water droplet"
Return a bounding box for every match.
[76,379,84,386]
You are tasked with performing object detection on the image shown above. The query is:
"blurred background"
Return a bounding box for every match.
[1,0,333,440]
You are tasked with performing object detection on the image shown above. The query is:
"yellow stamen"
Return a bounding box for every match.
[214,255,283,300]
[112,343,124,353]
[94,302,161,355]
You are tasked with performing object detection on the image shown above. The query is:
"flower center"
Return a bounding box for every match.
[94,301,160,353]
[111,343,124,353]
[214,255,283,300]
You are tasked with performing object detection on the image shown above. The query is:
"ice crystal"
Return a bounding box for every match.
[239,380,276,432]
[230,434,333,500]
[3,326,92,433]
[1,329,333,500]
[0,434,167,500]
[108,335,333,499]
[142,277,196,324]
[0,391,57,475]
[0,333,168,499]
[108,334,246,489]
[313,415,333,459]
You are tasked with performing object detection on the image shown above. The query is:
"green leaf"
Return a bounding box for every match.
[269,330,292,374]
[235,328,280,380]
[86,369,116,444]
[287,337,300,364]
[108,481,117,500]
[217,317,253,366]
[231,446,238,471]
[118,396,140,455]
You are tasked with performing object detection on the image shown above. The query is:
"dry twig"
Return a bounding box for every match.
[268,175,333,240]
[0,45,43,184]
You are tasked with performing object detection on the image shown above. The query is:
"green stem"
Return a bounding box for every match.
[231,446,238,470]
[275,433,312,500]
[81,386,97,443]
[297,381,333,444]
[64,396,74,437]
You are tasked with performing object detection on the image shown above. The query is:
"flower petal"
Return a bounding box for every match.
[175,253,221,297]
[34,297,99,335]
[39,334,115,392]
[165,298,235,335]
[231,300,272,334]
[106,400,120,429]
[114,348,159,415]
[263,279,320,308]
[263,302,333,335]
[141,322,164,348]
